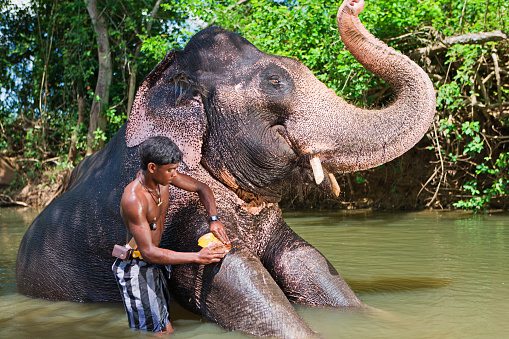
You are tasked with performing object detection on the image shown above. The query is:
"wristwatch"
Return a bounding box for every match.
[209,215,219,222]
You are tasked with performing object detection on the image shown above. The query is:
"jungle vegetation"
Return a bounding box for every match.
[1,0,508,211]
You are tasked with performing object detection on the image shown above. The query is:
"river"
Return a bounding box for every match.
[1,208,508,338]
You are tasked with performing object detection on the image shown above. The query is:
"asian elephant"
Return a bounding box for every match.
[16,0,435,337]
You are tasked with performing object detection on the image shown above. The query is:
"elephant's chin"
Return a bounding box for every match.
[234,163,340,205]
[233,185,283,205]
[263,191,282,204]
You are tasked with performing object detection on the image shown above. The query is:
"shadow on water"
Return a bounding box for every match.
[346,277,452,293]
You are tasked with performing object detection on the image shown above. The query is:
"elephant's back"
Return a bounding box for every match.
[16,125,139,301]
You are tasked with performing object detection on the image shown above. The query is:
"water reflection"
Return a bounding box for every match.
[346,277,452,293]
[1,208,508,338]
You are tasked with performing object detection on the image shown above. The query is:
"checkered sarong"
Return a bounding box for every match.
[112,257,172,332]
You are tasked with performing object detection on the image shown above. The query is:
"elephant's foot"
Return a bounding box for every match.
[170,246,316,338]
[262,227,364,308]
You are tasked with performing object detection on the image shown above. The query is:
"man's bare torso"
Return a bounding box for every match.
[120,176,170,247]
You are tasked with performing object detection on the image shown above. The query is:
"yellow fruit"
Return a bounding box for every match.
[198,232,231,251]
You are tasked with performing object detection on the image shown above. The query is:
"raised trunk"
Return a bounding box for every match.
[291,0,435,175]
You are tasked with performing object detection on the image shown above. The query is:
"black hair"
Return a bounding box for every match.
[139,136,183,170]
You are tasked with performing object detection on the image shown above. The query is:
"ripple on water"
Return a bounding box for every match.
[1,208,509,339]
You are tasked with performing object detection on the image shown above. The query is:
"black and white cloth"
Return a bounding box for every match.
[112,257,172,332]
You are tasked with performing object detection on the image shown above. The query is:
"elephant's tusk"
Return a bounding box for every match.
[328,172,341,197]
[310,156,324,185]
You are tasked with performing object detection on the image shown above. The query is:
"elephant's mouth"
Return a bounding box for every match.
[296,156,341,198]
[276,127,341,198]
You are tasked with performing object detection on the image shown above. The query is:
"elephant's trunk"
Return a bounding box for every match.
[288,0,435,182]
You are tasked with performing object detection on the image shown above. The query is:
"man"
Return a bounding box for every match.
[112,136,231,334]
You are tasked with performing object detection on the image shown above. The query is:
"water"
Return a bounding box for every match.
[1,208,508,338]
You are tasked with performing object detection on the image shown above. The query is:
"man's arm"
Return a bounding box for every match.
[171,172,231,245]
[121,192,225,265]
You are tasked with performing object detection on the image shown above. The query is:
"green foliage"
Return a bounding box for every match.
[0,0,194,197]
[1,0,508,210]
[437,82,463,112]
[430,28,508,211]
[0,0,188,164]
[454,153,509,212]
[438,118,456,138]
[461,124,483,156]
[187,0,377,101]
[141,35,172,61]
[355,174,366,184]
[91,127,107,149]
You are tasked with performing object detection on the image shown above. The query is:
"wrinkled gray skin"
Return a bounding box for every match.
[16,1,435,337]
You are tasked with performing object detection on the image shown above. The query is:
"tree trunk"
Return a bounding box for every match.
[126,0,163,118]
[86,0,112,155]
[126,44,142,119]
[68,94,85,164]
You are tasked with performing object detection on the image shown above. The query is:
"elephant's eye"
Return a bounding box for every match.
[269,76,280,84]
[260,66,292,95]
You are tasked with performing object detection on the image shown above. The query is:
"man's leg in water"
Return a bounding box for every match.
[160,322,175,333]
[113,258,172,332]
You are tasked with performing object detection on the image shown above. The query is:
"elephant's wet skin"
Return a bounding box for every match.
[262,227,363,307]
[16,128,136,302]
[170,247,316,337]
[16,0,435,337]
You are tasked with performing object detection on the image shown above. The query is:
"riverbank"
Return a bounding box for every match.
[3,142,507,211]
[0,158,71,208]
[281,142,509,211]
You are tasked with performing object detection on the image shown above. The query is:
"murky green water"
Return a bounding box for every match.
[1,208,508,338]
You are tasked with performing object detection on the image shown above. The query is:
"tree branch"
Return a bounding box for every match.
[410,30,508,59]
[492,52,503,116]
[474,101,509,109]
[426,121,445,208]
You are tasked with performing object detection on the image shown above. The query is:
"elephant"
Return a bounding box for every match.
[16,0,435,337]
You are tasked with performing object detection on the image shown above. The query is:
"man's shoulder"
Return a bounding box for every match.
[121,181,146,208]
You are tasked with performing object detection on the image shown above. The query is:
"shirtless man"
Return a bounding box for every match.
[112,136,230,334]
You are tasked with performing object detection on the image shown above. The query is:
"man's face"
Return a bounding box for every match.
[153,163,179,185]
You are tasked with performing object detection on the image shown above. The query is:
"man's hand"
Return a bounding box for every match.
[210,220,230,246]
[195,243,227,265]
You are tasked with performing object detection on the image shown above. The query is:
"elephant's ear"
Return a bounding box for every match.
[126,51,207,170]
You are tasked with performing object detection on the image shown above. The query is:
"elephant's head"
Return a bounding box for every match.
[126,0,435,203]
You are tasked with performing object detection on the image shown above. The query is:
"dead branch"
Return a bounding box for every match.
[426,121,445,207]
[485,135,509,140]
[476,69,490,105]
[410,30,508,59]
[416,166,439,201]
[0,194,29,207]
[474,101,509,109]
[470,75,477,119]
[459,0,468,29]
[492,53,503,116]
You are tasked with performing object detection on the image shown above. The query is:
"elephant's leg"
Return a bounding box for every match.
[262,222,364,308]
[169,246,315,338]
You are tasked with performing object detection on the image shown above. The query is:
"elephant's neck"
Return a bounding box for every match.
[186,164,274,212]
